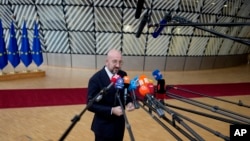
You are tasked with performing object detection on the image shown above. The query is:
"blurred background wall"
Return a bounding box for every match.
[0,0,250,72]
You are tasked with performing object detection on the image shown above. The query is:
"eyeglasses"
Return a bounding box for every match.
[111,60,123,65]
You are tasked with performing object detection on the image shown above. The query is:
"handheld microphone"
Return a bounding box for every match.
[147,80,155,94]
[138,84,150,96]
[124,76,130,88]
[139,74,150,84]
[138,76,145,86]
[152,69,165,94]
[157,79,165,94]
[116,77,136,141]
[123,76,130,104]
[152,69,163,80]
[128,78,138,91]
[96,74,120,102]
[115,77,124,89]
[152,13,172,38]
[136,12,148,38]
[128,76,139,91]
[114,77,124,105]
[135,0,145,19]
[138,84,165,117]
[152,69,166,100]
[139,74,154,94]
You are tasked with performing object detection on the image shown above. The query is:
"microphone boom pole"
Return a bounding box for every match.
[164,102,243,125]
[149,14,250,46]
[140,100,198,140]
[58,87,110,141]
[162,102,230,141]
[166,92,250,124]
[172,86,250,108]
[150,96,205,141]
[138,101,184,141]
[141,95,204,140]
[131,90,140,109]
[149,22,250,27]
[116,91,135,141]
[172,16,250,46]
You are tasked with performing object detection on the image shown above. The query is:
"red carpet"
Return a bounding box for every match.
[0,88,87,109]
[0,83,250,109]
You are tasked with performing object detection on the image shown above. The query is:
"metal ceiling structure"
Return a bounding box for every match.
[0,0,250,58]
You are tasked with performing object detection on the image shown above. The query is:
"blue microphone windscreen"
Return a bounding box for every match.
[115,78,124,89]
[152,69,162,80]
[152,19,167,38]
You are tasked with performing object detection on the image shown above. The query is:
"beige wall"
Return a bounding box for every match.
[2,54,248,72]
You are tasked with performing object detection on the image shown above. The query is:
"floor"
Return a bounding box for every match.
[0,64,249,141]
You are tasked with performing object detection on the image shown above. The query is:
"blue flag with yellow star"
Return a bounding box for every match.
[0,19,8,70]
[32,22,43,67]
[20,21,32,67]
[7,21,20,68]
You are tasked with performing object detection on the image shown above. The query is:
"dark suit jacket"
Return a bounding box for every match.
[87,66,132,138]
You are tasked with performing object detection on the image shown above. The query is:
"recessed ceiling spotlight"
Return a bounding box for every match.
[123,25,133,32]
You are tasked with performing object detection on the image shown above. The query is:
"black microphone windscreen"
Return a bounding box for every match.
[135,13,148,38]
[135,0,145,19]
[157,79,165,94]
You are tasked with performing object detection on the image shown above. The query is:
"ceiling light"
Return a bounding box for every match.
[123,25,133,32]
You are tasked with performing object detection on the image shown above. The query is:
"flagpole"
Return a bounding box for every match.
[20,18,32,73]
[9,68,16,74]
[0,19,8,73]
[34,66,39,72]
[32,19,43,70]
[14,68,17,74]
[33,65,41,72]
[8,18,20,73]
[23,67,29,73]
[0,69,4,75]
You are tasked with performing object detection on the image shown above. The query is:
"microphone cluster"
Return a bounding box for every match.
[93,68,250,141]
[95,69,168,113]
[95,74,121,102]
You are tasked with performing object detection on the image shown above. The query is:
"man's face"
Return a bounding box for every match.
[106,53,123,74]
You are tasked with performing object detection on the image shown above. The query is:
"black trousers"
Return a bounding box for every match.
[95,134,123,141]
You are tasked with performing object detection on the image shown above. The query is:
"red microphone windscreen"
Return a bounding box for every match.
[111,74,120,83]
[147,83,155,94]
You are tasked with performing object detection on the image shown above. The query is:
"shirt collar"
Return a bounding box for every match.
[105,66,113,79]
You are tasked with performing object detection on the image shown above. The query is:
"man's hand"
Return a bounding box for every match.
[111,106,123,116]
[126,102,135,111]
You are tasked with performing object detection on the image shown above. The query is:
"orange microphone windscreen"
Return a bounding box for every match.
[123,76,130,84]
[140,74,149,84]
[139,85,150,96]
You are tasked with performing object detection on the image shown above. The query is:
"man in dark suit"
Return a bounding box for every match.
[87,49,135,141]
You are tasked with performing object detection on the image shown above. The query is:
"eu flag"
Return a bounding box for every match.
[0,19,8,70]
[7,21,20,68]
[32,22,43,67]
[20,21,32,67]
